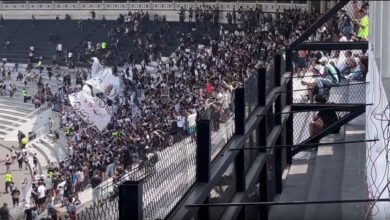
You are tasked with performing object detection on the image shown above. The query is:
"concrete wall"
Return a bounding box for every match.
[0,1,308,21]
[366,1,390,219]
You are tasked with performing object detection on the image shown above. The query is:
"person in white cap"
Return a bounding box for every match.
[301,58,340,103]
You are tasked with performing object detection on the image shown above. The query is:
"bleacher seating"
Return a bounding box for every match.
[0,19,219,66]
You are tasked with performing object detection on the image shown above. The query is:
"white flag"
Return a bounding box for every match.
[85,68,121,100]
[91,57,103,78]
[68,91,112,131]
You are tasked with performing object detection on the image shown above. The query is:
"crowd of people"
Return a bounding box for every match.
[43,5,326,215]
[0,1,370,219]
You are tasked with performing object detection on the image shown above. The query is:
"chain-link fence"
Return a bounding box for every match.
[292,48,367,105]
[209,163,236,220]
[245,73,258,121]
[143,133,197,219]
[77,197,119,220]
[266,63,275,95]
[293,110,349,145]
[244,181,261,220]
[204,90,235,161]
[304,0,369,43]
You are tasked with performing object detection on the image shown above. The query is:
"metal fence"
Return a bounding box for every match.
[143,132,197,219]
[245,181,261,220]
[305,0,369,43]
[291,47,367,144]
[196,89,235,161]
[77,166,148,220]
[77,197,119,220]
[245,73,258,121]
[293,110,349,145]
[266,63,275,95]
[209,163,236,220]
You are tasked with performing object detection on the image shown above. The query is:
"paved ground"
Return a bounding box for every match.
[0,143,32,209]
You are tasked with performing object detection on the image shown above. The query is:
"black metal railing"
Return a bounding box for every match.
[76,54,285,220]
[142,135,197,219]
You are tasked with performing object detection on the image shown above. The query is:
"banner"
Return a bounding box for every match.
[85,68,121,100]
[68,91,112,131]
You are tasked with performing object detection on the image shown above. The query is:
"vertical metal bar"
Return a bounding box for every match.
[275,135,283,194]
[258,117,267,153]
[119,180,143,220]
[196,119,211,182]
[286,52,293,164]
[259,165,269,220]
[286,115,293,164]
[235,88,245,135]
[258,68,267,107]
[275,96,281,125]
[198,196,210,220]
[235,148,246,192]
[285,49,293,73]
[274,54,281,87]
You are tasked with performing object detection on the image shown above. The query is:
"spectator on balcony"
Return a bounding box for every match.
[303,57,340,103]
[357,9,368,40]
[309,95,339,137]
[344,57,363,80]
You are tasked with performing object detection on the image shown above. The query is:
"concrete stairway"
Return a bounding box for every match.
[269,124,368,220]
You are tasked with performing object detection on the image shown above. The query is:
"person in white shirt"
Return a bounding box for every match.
[36,180,47,212]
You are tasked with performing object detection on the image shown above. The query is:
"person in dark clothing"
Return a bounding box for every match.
[91,172,102,202]
[0,203,10,220]
[309,95,338,136]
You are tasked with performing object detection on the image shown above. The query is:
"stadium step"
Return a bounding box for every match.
[27,146,49,173]
[39,136,68,162]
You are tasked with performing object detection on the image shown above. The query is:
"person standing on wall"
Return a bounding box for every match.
[91,10,96,22]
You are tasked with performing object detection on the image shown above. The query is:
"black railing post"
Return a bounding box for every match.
[259,164,269,220]
[275,135,283,194]
[285,49,293,73]
[258,68,266,107]
[274,54,281,87]
[196,119,211,182]
[198,196,210,220]
[119,180,143,220]
[235,148,245,192]
[275,96,281,125]
[286,52,293,164]
[258,117,267,153]
[235,88,245,135]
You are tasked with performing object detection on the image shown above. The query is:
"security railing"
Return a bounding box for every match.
[76,54,284,220]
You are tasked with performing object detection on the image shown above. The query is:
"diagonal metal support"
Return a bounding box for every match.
[291,104,365,156]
